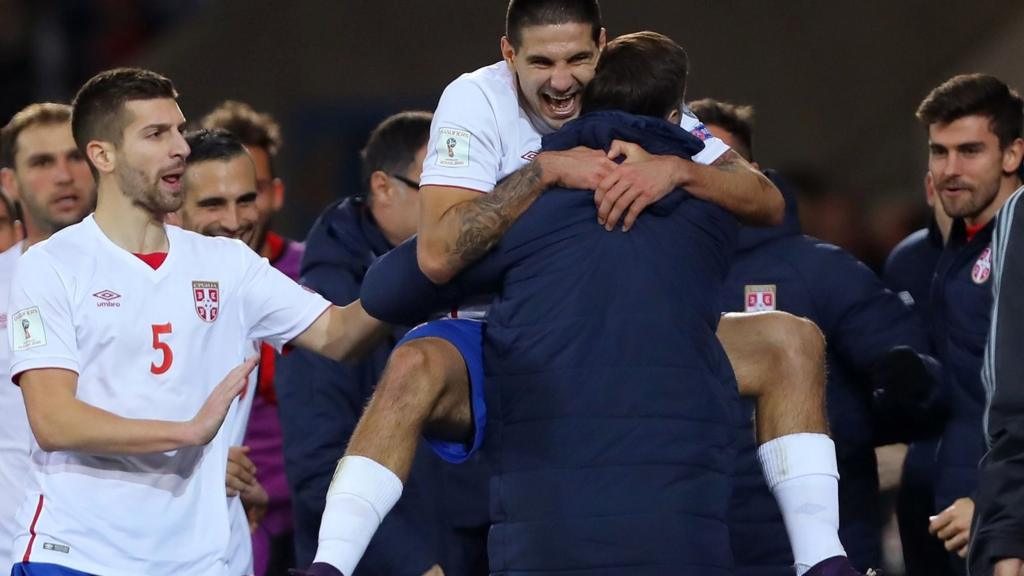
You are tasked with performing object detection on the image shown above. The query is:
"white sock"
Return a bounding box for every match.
[313,455,403,575]
[757,433,846,576]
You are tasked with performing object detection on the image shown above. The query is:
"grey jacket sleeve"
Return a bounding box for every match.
[971,187,1024,574]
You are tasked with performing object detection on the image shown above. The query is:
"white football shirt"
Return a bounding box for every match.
[420,61,731,319]
[7,216,329,576]
[224,340,259,576]
[0,241,29,567]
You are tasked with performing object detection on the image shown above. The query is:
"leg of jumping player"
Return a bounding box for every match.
[718,311,858,576]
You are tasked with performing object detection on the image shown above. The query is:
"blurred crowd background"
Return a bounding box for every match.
[4,0,1024,271]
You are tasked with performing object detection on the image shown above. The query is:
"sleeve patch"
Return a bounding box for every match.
[12,307,47,351]
[436,127,472,167]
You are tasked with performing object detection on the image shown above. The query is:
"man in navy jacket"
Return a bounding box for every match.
[691,98,942,575]
[914,75,1024,575]
[276,112,487,575]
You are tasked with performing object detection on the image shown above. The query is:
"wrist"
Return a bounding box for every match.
[178,420,201,448]
[672,156,696,189]
[534,152,558,188]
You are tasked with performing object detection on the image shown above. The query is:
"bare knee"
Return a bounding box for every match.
[375,339,451,413]
[721,311,824,399]
[767,312,826,397]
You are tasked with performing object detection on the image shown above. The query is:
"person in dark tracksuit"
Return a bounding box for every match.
[690,99,942,576]
[884,176,953,576]
[913,75,1024,575]
[971,184,1024,576]
[276,112,488,575]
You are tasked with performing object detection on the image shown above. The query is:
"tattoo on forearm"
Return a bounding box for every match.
[710,149,746,173]
[445,161,545,268]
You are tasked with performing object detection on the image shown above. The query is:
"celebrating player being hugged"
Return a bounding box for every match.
[7,68,384,576]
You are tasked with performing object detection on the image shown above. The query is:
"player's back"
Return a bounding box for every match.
[480,112,741,575]
[7,217,318,576]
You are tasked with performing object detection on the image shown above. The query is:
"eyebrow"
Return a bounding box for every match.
[238,191,258,203]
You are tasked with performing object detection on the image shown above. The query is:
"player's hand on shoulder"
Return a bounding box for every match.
[596,139,682,232]
[187,356,258,447]
[537,146,616,191]
[226,445,257,497]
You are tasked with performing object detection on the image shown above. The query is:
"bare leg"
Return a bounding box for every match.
[313,337,473,575]
[717,311,850,575]
[717,311,828,442]
[346,337,473,480]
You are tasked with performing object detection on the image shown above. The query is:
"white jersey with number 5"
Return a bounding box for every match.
[7,216,330,576]
[420,60,731,318]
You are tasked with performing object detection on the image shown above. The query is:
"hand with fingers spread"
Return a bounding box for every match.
[537,146,617,191]
[595,139,686,231]
[226,445,257,497]
[929,496,975,558]
[188,356,259,447]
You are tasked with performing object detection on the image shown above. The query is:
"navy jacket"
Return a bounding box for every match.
[884,224,955,576]
[276,199,454,575]
[363,111,741,575]
[930,218,994,518]
[718,177,940,576]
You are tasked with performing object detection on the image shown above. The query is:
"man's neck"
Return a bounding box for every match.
[92,180,168,253]
[965,176,1024,229]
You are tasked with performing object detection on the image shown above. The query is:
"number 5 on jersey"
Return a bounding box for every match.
[151,323,173,374]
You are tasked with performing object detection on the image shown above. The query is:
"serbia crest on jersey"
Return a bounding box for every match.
[745,284,777,312]
[193,280,220,322]
[973,246,992,284]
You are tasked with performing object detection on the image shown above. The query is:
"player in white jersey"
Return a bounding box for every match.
[0,103,96,574]
[309,3,853,576]
[6,68,385,576]
[172,127,270,576]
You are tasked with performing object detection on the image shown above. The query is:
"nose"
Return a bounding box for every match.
[221,207,240,233]
[171,129,191,160]
[53,157,74,185]
[549,62,574,93]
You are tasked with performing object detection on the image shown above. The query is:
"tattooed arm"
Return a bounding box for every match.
[417,147,615,284]
[595,144,784,230]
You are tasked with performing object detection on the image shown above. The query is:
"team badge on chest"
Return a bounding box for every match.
[972,246,992,284]
[192,280,220,322]
[745,284,777,312]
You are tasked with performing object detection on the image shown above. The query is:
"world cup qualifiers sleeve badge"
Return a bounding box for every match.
[436,127,471,167]
[192,280,220,322]
[744,284,777,312]
[12,306,46,351]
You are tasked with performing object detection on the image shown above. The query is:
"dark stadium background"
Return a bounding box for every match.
[2,0,1022,270]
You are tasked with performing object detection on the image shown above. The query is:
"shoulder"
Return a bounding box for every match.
[885,228,935,272]
[438,61,516,116]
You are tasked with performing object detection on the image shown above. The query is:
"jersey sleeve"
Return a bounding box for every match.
[679,105,730,165]
[236,246,331,351]
[419,75,503,192]
[8,250,80,380]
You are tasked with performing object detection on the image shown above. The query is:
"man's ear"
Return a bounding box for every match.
[87,140,116,175]
[1002,137,1024,174]
[0,168,17,201]
[368,170,393,207]
[500,36,515,67]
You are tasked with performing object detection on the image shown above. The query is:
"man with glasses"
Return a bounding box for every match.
[279,112,483,575]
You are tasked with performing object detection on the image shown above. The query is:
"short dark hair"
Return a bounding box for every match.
[184,128,249,165]
[688,98,756,161]
[201,100,282,157]
[71,68,178,158]
[580,31,688,119]
[506,0,602,49]
[1,102,72,169]
[359,111,433,203]
[916,73,1024,148]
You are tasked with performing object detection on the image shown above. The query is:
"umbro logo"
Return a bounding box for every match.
[93,290,122,308]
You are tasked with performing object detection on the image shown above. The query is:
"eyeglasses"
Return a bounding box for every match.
[390,174,420,190]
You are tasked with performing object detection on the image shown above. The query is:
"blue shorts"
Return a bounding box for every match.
[11,563,95,576]
[396,318,485,463]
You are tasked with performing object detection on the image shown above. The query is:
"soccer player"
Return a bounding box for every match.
[175,127,266,576]
[692,98,940,574]
[202,101,305,576]
[277,112,482,575]
[0,102,95,573]
[354,31,863,576]
[913,74,1024,574]
[7,68,382,576]
[309,13,853,576]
